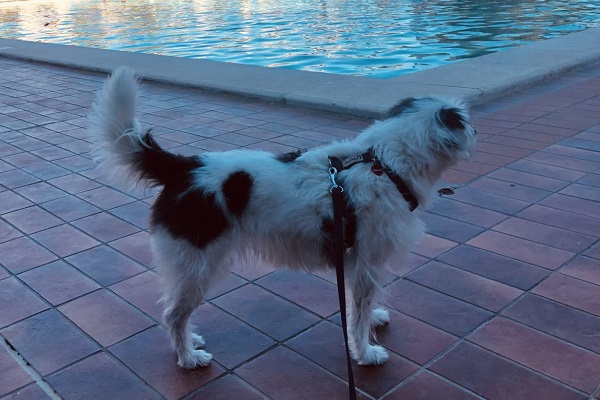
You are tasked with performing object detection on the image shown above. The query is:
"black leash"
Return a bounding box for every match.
[328,158,358,400]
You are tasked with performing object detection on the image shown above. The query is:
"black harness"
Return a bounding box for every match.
[326,150,418,400]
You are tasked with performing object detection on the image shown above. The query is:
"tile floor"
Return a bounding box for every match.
[0,57,599,400]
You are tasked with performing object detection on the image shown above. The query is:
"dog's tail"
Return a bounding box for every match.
[89,67,194,188]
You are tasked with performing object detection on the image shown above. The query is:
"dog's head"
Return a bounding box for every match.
[387,96,477,163]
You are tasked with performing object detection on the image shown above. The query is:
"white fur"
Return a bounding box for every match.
[90,66,476,368]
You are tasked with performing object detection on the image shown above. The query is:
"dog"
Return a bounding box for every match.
[89,67,476,369]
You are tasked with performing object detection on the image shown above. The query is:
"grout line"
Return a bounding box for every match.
[0,335,62,400]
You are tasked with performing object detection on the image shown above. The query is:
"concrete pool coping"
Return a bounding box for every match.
[1,27,599,119]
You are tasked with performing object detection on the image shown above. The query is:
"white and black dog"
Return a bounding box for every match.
[90,67,476,369]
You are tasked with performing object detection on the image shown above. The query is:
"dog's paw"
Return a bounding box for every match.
[371,308,390,327]
[178,349,213,369]
[191,333,205,349]
[357,345,389,366]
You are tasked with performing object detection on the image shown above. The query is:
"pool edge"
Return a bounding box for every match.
[1,27,599,119]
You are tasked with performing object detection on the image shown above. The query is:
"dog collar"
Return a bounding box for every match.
[328,151,419,212]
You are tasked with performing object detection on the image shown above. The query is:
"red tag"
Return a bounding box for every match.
[371,164,384,176]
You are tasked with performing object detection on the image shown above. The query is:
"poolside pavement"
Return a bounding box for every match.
[0,48,599,399]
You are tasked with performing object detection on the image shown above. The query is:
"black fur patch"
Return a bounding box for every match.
[439,108,466,130]
[222,171,253,216]
[387,97,416,118]
[276,149,304,163]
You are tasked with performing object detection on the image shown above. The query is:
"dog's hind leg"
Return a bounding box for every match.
[347,268,389,366]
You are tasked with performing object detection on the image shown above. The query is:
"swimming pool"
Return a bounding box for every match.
[0,0,599,78]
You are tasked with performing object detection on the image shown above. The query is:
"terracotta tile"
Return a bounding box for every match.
[31,225,99,257]
[46,353,162,400]
[2,206,62,234]
[413,230,459,257]
[468,176,552,203]
[229,258,277,281]
[508,159,587,181]
[526,151,598,173]
[0,345,32,397]
[518,204,600,237]
[388,252,429,278]
[438,245,549,290]
[470,151,514,167]
[287,321,417,398]
[236,346,354,400]
[492,217,596,253]
[257,270,338,317]
[539,193,600,219]
[443,186,530,215]
[561,256,600,286]
[584,241,600,260]
[59,290,155,346]
[109,232,153,267]
[0,191,32,214]
[386,370,480,400]
[0,237,57,274]
[375,309,457,365]
[1,309,99,376]
[0,169,40,189]
[186,374,265,400]
[503,294,600,354]
[66,245,146,286]
[430,197,508,228]
[110,271,164,321]
[76,186,135,210]
[0,277,48,328]
[488,168,570,191]
[440,169,479,184]
[544,144,599,163]
[205,272,247,300]
[189,303,275,369]
[18,260,99,305]
[23,161,69,181]
[110,327,224,400]
[467,231,574,270]
[429,342,584,400]
[71,212,140,242]
[212,284,319,341]
[560,183,600,202]
[47,173,101,194]
[407,261,522,312]
[386,279,493,336]
[1,383,52,400]
[470,317,600,394]
[14,182,67,203]
[109,201,151,230]
[40,195,101,221]
[532,274,600,317]
[0,219,21,244]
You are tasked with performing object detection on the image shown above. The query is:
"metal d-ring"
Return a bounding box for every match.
[328,166,344,193]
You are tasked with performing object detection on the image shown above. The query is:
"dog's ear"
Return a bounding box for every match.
[438,107,466,131]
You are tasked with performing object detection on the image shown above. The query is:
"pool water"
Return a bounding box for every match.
[0,0,599,78]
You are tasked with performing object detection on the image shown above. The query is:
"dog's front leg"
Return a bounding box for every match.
[347,270,389,365]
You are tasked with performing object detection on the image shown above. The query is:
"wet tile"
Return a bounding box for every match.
[189,303,275,369]
[66,245,146,286]
[470,317,600,394]
[0,237,57,274]
[386,279,493,336]
[0,277,48,328]
[1,310,99,376]
[40,195,100,221]
[492,217,596,253]
[59,290,155,346]
[386,370,480,400]
[517,204,600,237]
[503,294,600,354]
[31,225,99,257]
[109,231,153,267]
[186,374,265,400]
[213,284,320,341]
[257,270,338,317]
[287,321,417,398]
[467,231,573,270]
[110,271,163,321]
[71,212,140,242]
[438,245,549,290]
[18,260,99,306]
[236,346,353,400]
[532,274,600,317]
[2,206,63,234]
[47,353,162,400]
[110,327,224,400]
[407,261,522,312]
[429,342,584,400]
